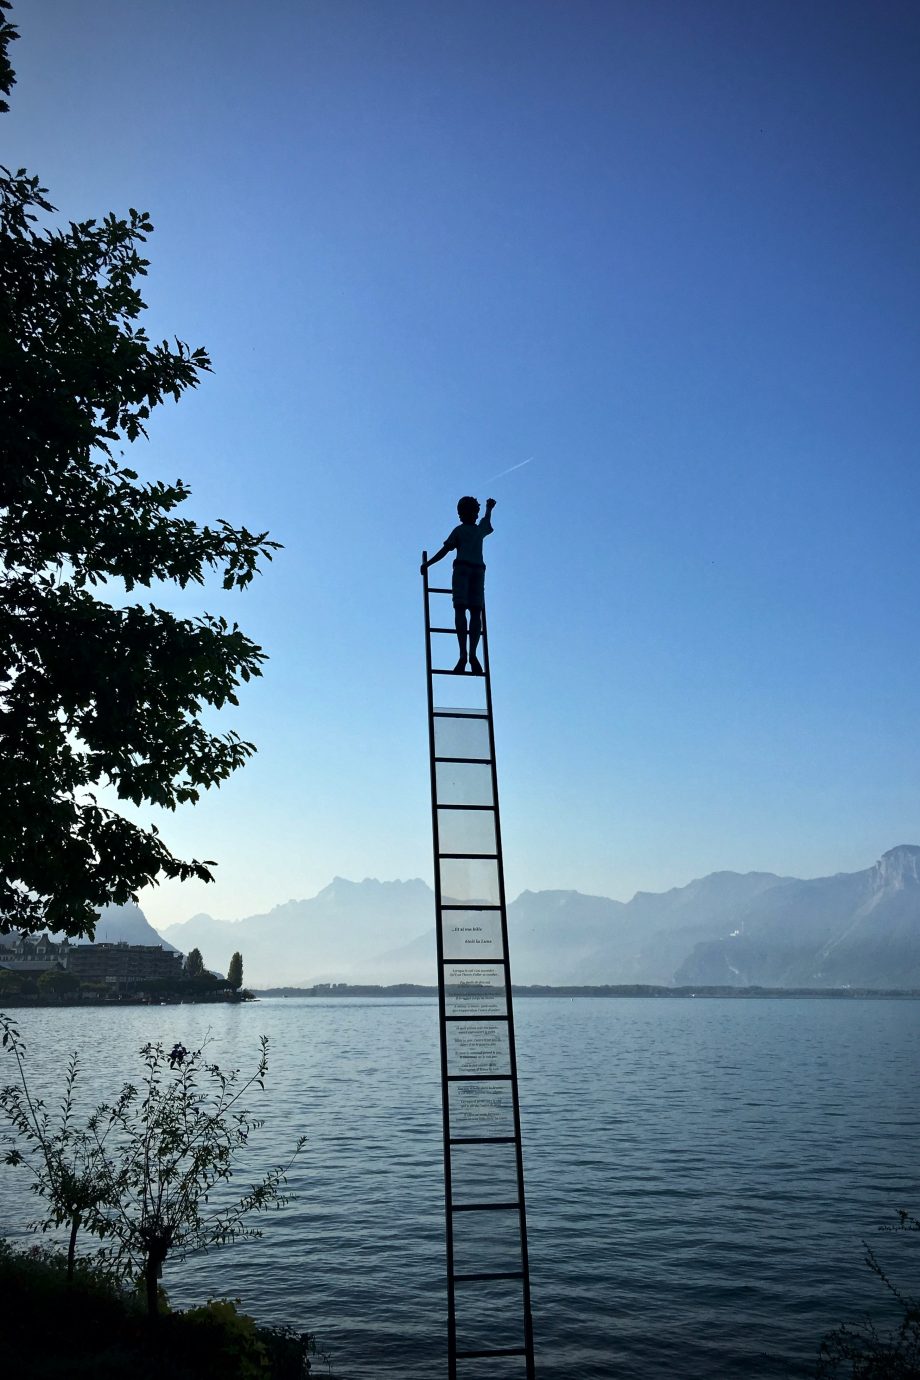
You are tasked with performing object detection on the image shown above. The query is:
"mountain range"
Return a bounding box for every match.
[150,845,920,990]
[0,902,176,953]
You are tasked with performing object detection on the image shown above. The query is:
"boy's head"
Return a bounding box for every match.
[457,495,480,524]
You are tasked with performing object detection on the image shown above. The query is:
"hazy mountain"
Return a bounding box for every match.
[90,902,179,951]
[159,877,434,987]
[153,848,920,989]
[512,871,790,986]
[675,845,920,988]
[0,901,177,953]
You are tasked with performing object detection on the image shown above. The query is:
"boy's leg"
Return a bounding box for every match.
[468,607,483,674]
[468,566,485,673]
[453,607,468,672]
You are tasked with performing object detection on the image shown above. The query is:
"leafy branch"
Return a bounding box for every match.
[1,1016,306,1317]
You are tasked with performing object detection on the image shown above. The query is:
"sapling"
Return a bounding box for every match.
[1,1016,305,1315]
[88,1035,306,1316]
[1,1013,114,1280]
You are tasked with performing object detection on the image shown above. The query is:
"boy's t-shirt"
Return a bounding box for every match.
[444,516,493,566]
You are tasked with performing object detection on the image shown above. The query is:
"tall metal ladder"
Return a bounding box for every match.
[422,553,536,1380]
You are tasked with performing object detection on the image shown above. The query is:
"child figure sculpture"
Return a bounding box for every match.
[421,496,496,674]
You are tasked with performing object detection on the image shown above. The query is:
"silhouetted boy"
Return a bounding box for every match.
[422,496,496,673]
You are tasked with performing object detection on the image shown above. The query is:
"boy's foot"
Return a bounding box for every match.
[452,658,467,674]
[469,655,484,676]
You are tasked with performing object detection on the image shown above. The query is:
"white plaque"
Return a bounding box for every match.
[447,1021,510,1076]
[441,910,504,960]
[449,1079,515,1136]
[444,963,506,1015]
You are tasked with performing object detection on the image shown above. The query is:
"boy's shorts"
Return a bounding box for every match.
[452,560,485,609]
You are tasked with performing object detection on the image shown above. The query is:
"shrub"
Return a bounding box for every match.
[0,1240,321,1377]
[1,1016,306,1316]
[818,1211,920,1378]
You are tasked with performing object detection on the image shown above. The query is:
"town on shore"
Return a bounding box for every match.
[0,932,249,1005]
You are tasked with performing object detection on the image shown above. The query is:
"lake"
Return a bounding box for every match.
[1,997,918,1378]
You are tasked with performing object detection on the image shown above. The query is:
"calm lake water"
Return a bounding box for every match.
[1,997,918,1379]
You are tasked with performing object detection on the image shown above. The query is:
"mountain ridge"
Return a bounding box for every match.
[0,901,176,953]
[152,847,920,990]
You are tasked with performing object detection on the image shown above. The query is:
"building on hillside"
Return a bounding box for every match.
[65,943,183,985]
[0,933,69,973]
[0,933,182,988]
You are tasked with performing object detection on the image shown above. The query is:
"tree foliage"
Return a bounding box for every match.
[88,1037,306,1317]
[0,1015,115,1280]
[36,968,79,998]
[227,951,243,991]
[818,1212,920,1378]
[0,1015,306,1318]
[0,2,14,114]
[184,947,205,979]
[0,1239,323,1377]
[0,4,279,938]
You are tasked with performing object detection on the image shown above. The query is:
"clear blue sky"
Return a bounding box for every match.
[8,1,920,925]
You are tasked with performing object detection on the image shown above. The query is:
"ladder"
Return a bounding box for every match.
[422,553,536,1380]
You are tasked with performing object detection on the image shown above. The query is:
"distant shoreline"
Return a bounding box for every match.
[251,983,920,1000]
[0,991,253,1008]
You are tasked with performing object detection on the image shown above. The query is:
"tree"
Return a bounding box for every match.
[0,4,279,940]
[0,969,24,996]
[1,1015,115,1280]
[184,947,205,979]
[36,969,79,999]
[89,1038,305,1317]
[227,952,243,991]
[0,1019,305,1315]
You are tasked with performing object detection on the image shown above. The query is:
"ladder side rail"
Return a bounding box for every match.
[482,603,537,1378]
[422,551,458,1378]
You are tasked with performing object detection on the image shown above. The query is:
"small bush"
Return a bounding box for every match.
[0,1240,320,1378]
[818,1211,920,1378]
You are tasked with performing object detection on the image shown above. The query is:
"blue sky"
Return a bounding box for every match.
[7,1,920,925]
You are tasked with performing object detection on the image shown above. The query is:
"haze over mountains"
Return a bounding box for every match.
[150,846,920,990]
[0,902,176,954]
[89,903,179,951]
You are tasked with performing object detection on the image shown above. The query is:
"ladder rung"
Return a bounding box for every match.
[436,802,494,811]
[430,626,458,633]
[434,756,492,765]
[457,1347,527,1359]
[441,903,501,911]
[449,1136,517,1145]
[453,1272,525,1285]
[444,1014,509,1022]
[431,668,487,676]
[447,1073,513,1082]
[427,586,453,593]
[442,957,506,966]
[451,1201,520,1212]
[433,709,489,719]
[439,851,498,860]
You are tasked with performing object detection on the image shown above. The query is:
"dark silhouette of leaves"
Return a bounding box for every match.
[0,13,281,937]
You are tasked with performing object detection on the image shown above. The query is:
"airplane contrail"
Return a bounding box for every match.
[484,456,533,483]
